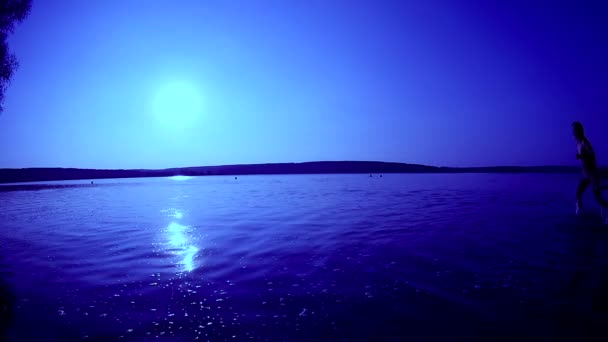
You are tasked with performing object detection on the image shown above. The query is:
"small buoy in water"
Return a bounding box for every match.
[235,177,238,180]
[380,175,383,178]
[369,174,373,177]
[91,181,94,184]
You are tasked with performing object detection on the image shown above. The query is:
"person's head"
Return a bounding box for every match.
[572,121,585,141]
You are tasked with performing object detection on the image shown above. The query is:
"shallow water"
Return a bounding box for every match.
[1,174,608,341]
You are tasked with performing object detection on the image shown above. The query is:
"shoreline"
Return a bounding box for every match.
[0,161,596,184]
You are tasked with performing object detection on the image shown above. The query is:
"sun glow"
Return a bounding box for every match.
[153,82,202,130]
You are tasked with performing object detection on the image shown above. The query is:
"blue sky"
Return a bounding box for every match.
[1,0,606,169]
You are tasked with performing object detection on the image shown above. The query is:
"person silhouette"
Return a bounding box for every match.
[572,121,608,223]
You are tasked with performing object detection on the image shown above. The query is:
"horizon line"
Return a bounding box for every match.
[0,160,583,171]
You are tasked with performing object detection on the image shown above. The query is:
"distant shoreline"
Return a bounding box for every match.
[0,161,599,184]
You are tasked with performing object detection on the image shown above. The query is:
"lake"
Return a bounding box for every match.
[1,174,608,341]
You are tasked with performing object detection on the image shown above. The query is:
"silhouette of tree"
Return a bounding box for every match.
[0,0,32,112]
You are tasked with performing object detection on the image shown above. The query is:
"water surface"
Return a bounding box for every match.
[1,174,608,341]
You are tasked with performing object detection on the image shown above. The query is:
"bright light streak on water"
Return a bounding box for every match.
[171,210,183,220]
[165,210,198,272]
[169,175,192,181]
[182,245,198,272]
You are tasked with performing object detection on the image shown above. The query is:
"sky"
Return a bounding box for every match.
[0,0,607,169]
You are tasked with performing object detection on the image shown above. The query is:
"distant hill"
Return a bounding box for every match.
[0,161,591,184]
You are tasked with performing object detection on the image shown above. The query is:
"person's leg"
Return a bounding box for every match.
[576,178,590,214]
[590,174,608,223]
[593,179,608,209]
[593,189,608,207]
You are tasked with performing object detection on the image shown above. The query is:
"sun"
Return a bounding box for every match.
[153,82,202,130]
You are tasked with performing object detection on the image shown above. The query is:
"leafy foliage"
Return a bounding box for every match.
[0,0,32,112]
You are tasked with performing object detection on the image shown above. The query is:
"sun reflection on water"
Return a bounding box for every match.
[165,210,198,272]
[169,175,193,181]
